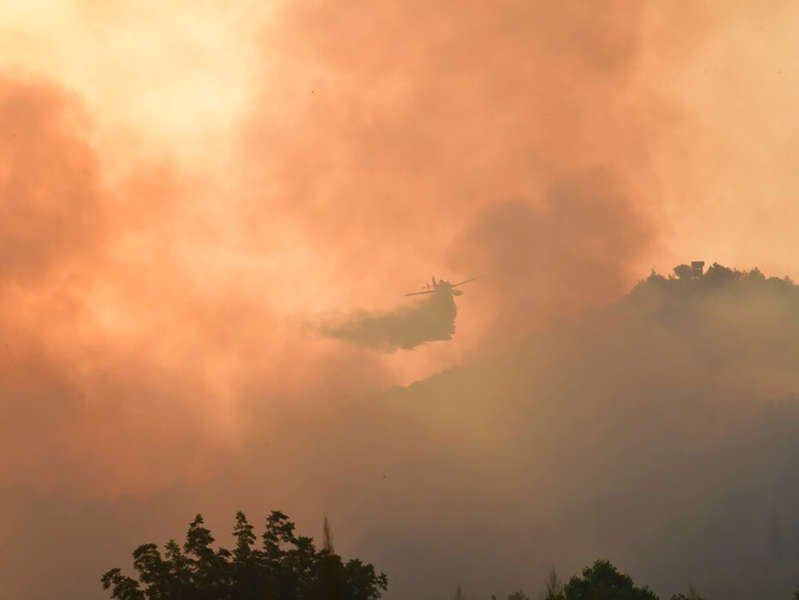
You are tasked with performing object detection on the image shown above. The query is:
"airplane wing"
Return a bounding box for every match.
[451,276,480,288]
[404,290,437,296]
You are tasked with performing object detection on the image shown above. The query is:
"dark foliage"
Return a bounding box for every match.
[101,511,387,600]
[637,263,796,296]
[489,561,709,600]
[558,560,658,600]
[541,569,563,600]
[669,587,706,600]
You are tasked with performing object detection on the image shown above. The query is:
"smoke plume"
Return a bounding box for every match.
[3,2,799,599]
[322,292,458,351]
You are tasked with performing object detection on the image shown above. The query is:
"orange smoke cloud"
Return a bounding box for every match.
[3,2,799,598]
[0,0,767,498]
[0,74,238,496]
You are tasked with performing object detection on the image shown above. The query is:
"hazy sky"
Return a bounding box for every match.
[2,2,799,598]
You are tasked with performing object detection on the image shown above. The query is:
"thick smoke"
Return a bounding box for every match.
[322,292,457,351]
[3,2,799,600]
[450,170,653,342]
[0,74,238,496]
[267,266,799,599]
[8,266,799,600]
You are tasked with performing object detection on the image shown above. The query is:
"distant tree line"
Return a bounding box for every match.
[103,509,799,599]
[480,558,799,600]
[644,262,795,289]
[479,560,698,600]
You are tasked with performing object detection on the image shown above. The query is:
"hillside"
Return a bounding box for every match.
[368,264,799,599]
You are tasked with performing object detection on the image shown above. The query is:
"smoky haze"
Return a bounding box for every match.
[2,1,799,600]
[450,170,652,343]
[321,291,458,351]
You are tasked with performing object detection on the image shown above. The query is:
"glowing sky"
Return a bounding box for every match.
[2,0,799,501]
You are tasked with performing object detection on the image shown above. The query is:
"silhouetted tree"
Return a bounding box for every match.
[507,589,529,600]
[540,568,563,600]
[322,515,334,553]
[672,264,693,281]
[451,585,467,600]
[669,583,706,600]
[746,267,766,282]
[101,510,387,600]
[561,560,657,600]
[703,262,738,285]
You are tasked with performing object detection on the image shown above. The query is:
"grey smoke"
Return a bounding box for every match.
[321,292,457,351]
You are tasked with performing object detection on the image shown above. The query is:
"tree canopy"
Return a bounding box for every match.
[555,560,658,600]
[101,510,387,600]
[493,561,707,600]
